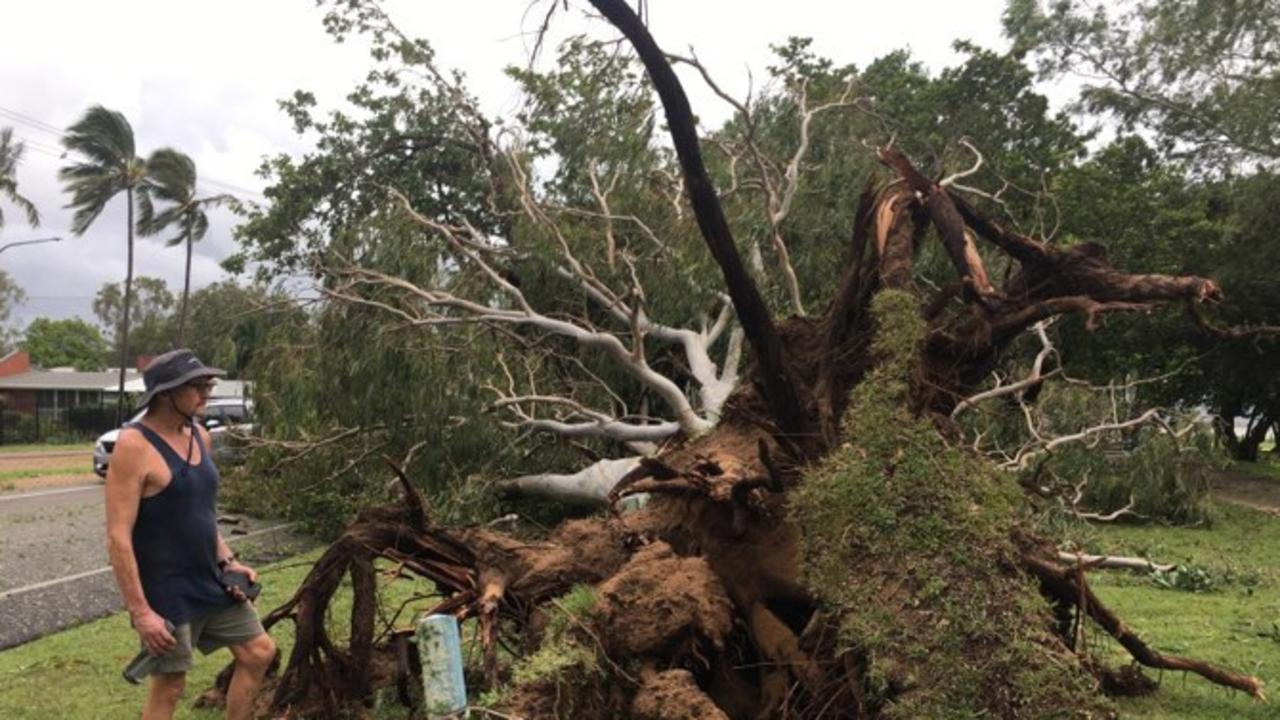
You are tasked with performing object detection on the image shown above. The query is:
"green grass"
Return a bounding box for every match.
[1237,456,1280,482]
[1086,501,1280,718]
[0,550,440,720]
[0,442,93,454]
[0,466,90,482]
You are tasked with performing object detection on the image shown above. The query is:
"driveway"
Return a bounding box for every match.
[0,481,314,649]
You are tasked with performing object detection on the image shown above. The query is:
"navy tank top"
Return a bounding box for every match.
[129,422,234,624]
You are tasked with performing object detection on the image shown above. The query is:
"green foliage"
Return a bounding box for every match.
[181,280,289,378]
[1084,428,1220,525]
[21,317,108,370]
[222,233,532,536]
[1008,0,1280,458]
[0,126,40,230]
[1006,0,1280,172]
[92,276,174,362]
[139,147,235,346]
[1150,565,1234,594]
[230,2,497,279]
[0,268,25,353]
[1048,141,1280,451]
[792,290,1101,718]
[140,149,232,248]
[700,36,1087,310]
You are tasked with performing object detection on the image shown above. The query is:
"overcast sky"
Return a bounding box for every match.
[0,0,1009,329]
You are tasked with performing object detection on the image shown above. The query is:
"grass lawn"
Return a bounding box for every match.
[0,550,438,720]
[1087,500,1280,718]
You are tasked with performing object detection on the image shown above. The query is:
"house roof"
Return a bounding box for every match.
[0,369,142,392]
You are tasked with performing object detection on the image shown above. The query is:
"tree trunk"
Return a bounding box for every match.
[176,222,192,347]
[116,187,135,425]
[1234,410,1275,462]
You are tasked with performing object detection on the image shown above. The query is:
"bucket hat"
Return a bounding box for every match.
[134,349,225,412]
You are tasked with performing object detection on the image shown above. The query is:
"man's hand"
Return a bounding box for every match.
[224,560,258,603]
[133,609,176,656]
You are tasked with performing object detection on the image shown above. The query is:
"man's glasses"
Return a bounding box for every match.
[187,381,217,396]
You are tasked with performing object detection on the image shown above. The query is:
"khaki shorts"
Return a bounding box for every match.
[145,602,265,674]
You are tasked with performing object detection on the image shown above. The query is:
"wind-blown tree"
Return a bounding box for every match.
[60,106,148,422]
[140,148,234,346]
[213,2,1273,717]
[0,127,40,230]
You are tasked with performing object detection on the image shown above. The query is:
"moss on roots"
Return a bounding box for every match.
[791,290,1107,718]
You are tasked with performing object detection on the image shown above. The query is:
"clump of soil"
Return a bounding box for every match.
[596,541,734,657]
[631,668,732,720]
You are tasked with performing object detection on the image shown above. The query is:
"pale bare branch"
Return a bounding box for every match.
[953,320,1060,418]
[1058,552,1174,573]
[939,138,985,188]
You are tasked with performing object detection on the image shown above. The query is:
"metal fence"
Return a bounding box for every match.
[0,404,120,445]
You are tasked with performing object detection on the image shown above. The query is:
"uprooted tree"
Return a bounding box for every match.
[215,1,1276,717]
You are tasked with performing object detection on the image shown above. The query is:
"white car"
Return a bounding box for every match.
[92,399,254,478]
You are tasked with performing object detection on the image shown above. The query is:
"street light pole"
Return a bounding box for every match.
[0,236,63,254]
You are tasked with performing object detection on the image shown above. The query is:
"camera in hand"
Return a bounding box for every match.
[221,569,261,601]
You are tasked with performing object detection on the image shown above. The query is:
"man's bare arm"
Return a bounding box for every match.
[104,431,175,654]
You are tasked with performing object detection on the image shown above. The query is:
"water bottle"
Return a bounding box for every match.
[123,620,177,685]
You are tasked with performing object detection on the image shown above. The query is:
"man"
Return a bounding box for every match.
[105,349,275,720]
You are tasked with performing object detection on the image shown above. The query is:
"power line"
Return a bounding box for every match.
[13,130,264,203]
[0,107,63,137]
[0,104,267,200]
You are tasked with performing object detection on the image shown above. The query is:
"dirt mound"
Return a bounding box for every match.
[631,668,732,720]
[597,540,734,657]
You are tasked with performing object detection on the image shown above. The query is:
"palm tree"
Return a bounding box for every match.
[141,148,233,345]
[0,127,40,230]
[59,106,148,423]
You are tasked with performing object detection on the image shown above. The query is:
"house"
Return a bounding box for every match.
[0,351,251,443]
[0,351,141,416]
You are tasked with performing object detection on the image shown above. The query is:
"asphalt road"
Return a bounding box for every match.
[0,481,314,650]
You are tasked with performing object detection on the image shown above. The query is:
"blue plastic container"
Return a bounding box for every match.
[416,613,468,718]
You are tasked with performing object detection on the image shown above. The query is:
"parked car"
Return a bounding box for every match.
[92,398,254,478]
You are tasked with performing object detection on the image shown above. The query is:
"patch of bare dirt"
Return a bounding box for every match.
[4,473,99,492]
[1212,466,1280,515]
[0,452,92,474]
